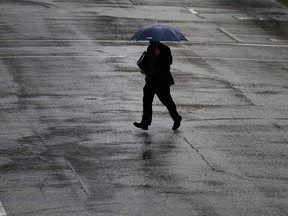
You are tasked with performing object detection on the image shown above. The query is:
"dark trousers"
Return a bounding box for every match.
[141,82,181,126]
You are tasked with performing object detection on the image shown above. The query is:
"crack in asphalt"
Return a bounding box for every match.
[180,135,255,182]
[179,134,283,183]
[63,158,90,205]
[180,135,225,173]
[19,130,91,210]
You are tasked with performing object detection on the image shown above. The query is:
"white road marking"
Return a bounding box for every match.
[0,202,7,216]
[188,8,206,19]
[268,38,288,43]
[0,55,124,59]
[233,15,257,20]
[175,56,288,62]
[202,42,288,48]
[188,8,198,14]
[0,55,287,62]
[0,39,288,47]
[218,28,244,43]
[0,39,130,42]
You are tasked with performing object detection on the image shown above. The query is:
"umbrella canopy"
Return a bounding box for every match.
[131,24,188,42]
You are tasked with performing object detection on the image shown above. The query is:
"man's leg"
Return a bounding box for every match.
[156,87,182,129]
[141,84,155,126]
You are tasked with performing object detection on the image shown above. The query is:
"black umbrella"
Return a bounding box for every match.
[131,24,188,42]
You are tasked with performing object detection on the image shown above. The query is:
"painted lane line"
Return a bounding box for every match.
[0,202,7,216]
[0,55,124,59]
[1,39,288,47]
[0,39,130,42]
[0,55,287,62]
[174,56,288,62]
[188,9,198,14]
[218,28,244,43]
[188,8,205,19]
[269,38,288,43]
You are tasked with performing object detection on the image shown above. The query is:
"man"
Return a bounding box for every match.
[134,41,182,130]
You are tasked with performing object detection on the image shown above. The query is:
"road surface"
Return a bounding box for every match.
[0,0,288,215]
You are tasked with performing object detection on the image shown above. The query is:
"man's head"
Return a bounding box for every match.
[149,40,159,48]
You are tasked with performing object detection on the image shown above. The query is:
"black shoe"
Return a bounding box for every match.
[172,116,182,130]
[133,122,148,130]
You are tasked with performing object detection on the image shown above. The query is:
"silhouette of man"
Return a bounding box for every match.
[134,41,182,130]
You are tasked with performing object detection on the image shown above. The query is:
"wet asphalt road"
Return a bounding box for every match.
[0,0,288,215]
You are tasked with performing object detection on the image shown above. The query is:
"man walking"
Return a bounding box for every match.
[134,41,182,130]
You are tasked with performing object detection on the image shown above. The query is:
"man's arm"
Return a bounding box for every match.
[166,46,173,66]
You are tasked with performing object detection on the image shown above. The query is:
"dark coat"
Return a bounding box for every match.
[143,43,175,87]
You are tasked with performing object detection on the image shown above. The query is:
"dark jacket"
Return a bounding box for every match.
[143,43,175,87]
